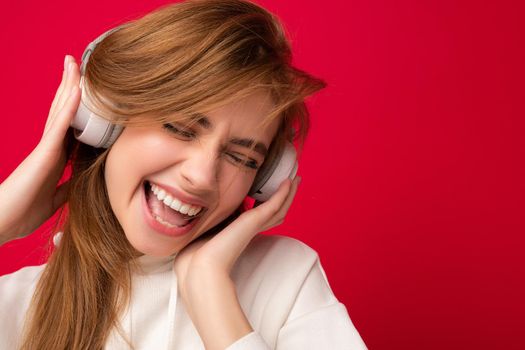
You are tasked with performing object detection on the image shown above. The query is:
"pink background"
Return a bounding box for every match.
[1,0,524,349]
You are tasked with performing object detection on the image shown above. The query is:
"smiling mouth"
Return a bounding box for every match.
[143,181,206,228]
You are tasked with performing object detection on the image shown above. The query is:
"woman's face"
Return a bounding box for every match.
[104,91,279,256]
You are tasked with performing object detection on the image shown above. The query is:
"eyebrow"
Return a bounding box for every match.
[190,113,269,157]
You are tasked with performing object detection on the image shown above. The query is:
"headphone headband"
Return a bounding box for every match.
[80,26,123,75]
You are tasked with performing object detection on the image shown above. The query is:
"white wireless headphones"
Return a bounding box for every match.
[71,27,298,202]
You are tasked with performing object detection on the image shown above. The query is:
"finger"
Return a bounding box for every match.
[197,215,260,271]
[55,58,80,116]
[262,176,301,230]
[46,58,78,138]
[42,58,81,141]
[214,178,293,242]
[51,180,71,212]
[48,55,71,122]
[251,178,293,223]
[41,85,80,147]
[45,56,71,133]
[278,176,301,215]
[193,180,294,272]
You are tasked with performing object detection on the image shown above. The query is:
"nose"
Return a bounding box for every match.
[179,145,218,193]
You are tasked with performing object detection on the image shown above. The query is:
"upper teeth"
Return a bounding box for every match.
[150,183,203,216]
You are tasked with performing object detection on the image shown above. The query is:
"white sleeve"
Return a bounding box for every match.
[226,258,367,350]
[275,302,367,349]
[275,259,368,350]
[225,331,271,350]
[0,265,45,349]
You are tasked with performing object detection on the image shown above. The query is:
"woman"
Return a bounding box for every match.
[0,0,367,349]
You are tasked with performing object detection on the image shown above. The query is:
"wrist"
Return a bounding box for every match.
[0,232,14,246]
[182,266,231,299]
[183,270,253,350]
[0,221,18,245]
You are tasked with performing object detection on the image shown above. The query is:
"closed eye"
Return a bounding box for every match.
[162,123,259,170]
[162,124,195,138]
[227,153,259,170]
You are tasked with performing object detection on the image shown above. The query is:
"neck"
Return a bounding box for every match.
[133,253,177,274]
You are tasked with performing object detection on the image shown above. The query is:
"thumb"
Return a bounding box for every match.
[52,180,72,212]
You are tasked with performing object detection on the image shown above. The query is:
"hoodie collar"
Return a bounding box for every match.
[124,252,179,350]
[134,253,177,275]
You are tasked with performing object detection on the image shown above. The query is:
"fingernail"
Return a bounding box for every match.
[64,55,69,70]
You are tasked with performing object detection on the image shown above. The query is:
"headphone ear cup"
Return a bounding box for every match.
[70,27,125,149]
[249,142,298,202]
[70,77,123,148]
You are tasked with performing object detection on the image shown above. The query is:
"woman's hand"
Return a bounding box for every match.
[173,176,300,348]
[0,55,81,244]
[174,176,301,286]
[172,176,300,349]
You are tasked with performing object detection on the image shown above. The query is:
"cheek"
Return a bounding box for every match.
[104,128,177,216]
[216,167,255,211]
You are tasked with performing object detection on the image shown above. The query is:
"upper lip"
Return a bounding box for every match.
[147,180,210,208]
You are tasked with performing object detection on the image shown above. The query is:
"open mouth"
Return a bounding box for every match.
[143,181,206,228]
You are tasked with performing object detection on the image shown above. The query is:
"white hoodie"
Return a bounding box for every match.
[0,234,367,349]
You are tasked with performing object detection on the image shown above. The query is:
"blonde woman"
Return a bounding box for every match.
[0,0,367,349]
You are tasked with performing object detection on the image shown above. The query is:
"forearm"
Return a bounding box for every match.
[182,269,253,350]
[0,180,19,242]
[0,220,19,246]
[0,150,40,241]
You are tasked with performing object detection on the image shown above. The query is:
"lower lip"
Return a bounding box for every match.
[141,182,199,237]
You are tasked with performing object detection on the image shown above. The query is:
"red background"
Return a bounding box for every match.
[1,1,524,349]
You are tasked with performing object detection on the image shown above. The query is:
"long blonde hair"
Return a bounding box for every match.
[20,0,325,348]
